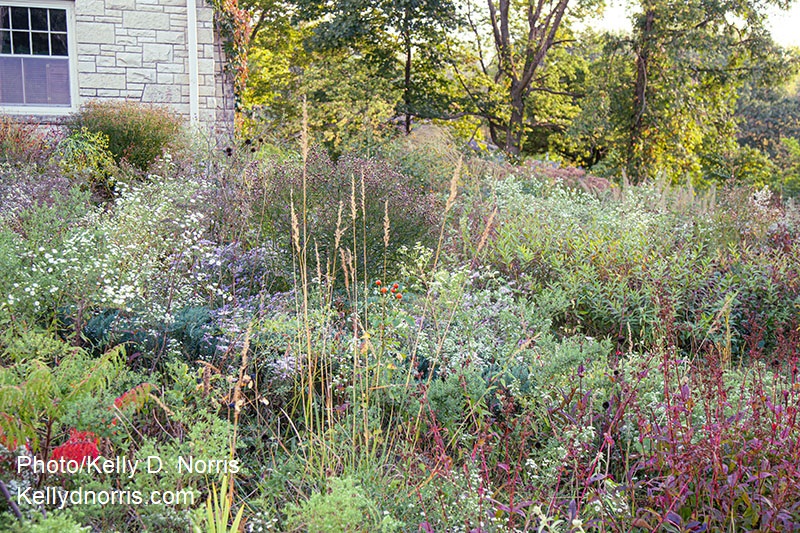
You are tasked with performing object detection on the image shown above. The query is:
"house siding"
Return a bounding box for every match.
[74,0,233,133]
[1,0,234,133]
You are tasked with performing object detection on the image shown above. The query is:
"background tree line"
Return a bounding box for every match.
[238,0,800,192]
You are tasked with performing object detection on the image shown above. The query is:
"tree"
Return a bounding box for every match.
[293,0,461,135]
[451,0,597,157]
[737,68,800,158]
[613,0,792,182]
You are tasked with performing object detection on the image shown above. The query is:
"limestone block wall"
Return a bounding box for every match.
[74,0,234,133]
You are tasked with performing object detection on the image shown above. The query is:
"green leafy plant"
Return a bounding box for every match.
[55,128,118,194]
[285,476,402,533]
[4,512,90,533]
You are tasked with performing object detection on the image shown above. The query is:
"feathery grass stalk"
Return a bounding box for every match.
[402,158,465,446]
[432,156,461,272]
[379,199,390,351]
[291,97,324,471]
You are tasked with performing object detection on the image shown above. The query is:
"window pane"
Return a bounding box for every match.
[10,7,27,30]
[23,56,46,103]
[0,7,9,30]
[49,9,65,32]
[46,59,70,104]
[30,8,47,31]
[0,56,23,103]
[0,30,9,54]
[12,31,29,54]
[50,33,66,56]
[32,32,48,55]
[23,57,69,104]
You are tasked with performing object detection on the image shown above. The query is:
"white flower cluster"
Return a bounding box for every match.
[3,175,219,322]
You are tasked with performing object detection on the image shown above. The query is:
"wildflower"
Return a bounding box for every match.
[376,280,382,286]
[381,287,388,294]
[396,293,402,300]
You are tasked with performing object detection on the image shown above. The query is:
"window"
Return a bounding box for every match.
[0,2,73,111]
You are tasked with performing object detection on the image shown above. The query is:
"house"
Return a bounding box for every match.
[0,0,235,132]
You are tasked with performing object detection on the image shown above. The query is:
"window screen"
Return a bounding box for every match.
[0,5,70,106]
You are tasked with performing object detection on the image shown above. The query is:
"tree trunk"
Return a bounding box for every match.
[506,83,526,156]
[629,8,655,182]
[404,35,412,135]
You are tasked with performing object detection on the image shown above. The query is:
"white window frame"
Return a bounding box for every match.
[0,0,78,115]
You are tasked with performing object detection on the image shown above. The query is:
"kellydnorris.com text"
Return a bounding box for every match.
[17,486,195,509]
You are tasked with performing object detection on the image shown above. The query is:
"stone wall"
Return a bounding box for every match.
[73,0,234,134]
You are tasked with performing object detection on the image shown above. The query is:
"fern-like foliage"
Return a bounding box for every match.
[0,328,122,451]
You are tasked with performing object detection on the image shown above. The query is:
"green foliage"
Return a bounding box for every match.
[774,136,800,197]
[0,187,137,320]
[297,0,460,133]
[285,476,403,532]
[568,0,790,183]
[68,101,184,171]
[468,175,799,357]
[254,150,440,277]
[4,512,90,533]
[193,475,245,533]
[246,42,398,155]
[700,141,776,188]
[0,328,122,450]
[54,128,118,193]
[426,369,487,437]
[736,71,800,159]
[5,92,800,532]
[451,0,597,156]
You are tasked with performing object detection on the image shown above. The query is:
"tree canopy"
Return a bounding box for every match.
[239,0,800,189]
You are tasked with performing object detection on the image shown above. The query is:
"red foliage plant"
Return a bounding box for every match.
[50,429,100,463]
[48,383,153,464]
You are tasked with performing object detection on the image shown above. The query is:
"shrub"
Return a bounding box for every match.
[0,328,122,454]
[67,101,184,171]
[0,116,55,165]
